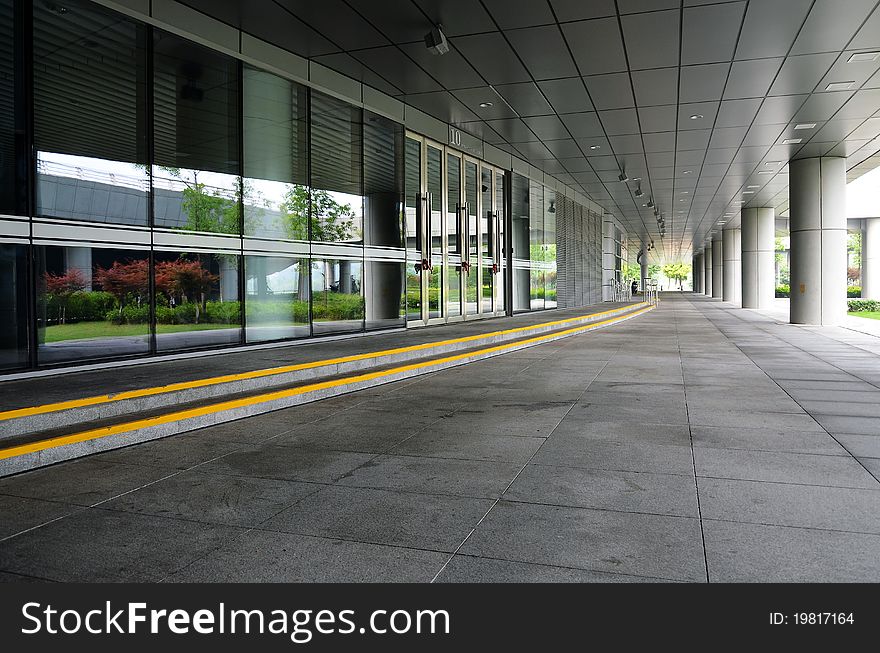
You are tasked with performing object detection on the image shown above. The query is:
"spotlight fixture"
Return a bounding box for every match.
[647,199,655,209]
[548,200,556,214]
[635,187,644,197]
[424,25,450,55]
[618,172,629,182]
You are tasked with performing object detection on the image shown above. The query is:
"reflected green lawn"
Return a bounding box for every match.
[849,312,880,320]
[44,322,237,342]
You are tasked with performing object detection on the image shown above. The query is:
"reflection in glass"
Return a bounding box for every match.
[243,66,308,241]
[404,138,422,320]
[311,258,364,335]
[364,113,405,331]
[446,153,461,318]
[481,167,493,314]
[511,173,530,312]
[153,30,240,234]
[36,246,150,364]
[310,92,363,244]
[34,0,149,224]
[245,255,309,342]
[365,261,405,330]
[0,0,15,212]
[496,171,506,314]
[465,161,478,315]
[426,145,443,319]
[529,180,545,311]
[154,251,241,351]
[545,189,557,309]
[0,244,29,369]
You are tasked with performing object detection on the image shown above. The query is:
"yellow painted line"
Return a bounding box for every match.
[0,303,649,422]
[0,305,654,462]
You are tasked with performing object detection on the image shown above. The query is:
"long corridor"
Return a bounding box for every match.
[1,294,878,583]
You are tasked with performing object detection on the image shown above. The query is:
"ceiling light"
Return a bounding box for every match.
[589,145,601,150]
[758,170,775,175]
[635,188,644,197]
[747,185,760,189]
[825,81,855,91]
[782,138,802,144]
[689,114,703,120]
[680,191,689,194]
[618,172,629,182]
[718,221,726,224]
[424,25,450,55]
[479,102,493,108]
[743,191,755,194]
[764,161,780,166]
[647,200,655,208]
[848,52,880,63]
[682,170,692,174]
[794,123,816,130]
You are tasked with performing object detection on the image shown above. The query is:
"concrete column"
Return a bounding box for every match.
[64,247,93,291]
[789,157,847,325]
[863,218,880,300]
[693,253,702,293]
[722,227,742,305]
[741,207,775,309]
[703,246,712,296]
[640,251,648,292]
[711,237,723,298]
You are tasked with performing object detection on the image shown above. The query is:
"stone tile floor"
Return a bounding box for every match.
[0,294,878,582]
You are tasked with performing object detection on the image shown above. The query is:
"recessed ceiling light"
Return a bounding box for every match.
[478,102,493,108]
[689,114,703,120]
[743,191,755,194]
[682,170,693,174]
[747,185,760,189]
[679,199,686,202]
[782,138,803,144]
[794,123,817,130]
[848,52,880,63]
[589,145,601,150]
[680,191,689,194]
[825,81,855,91]
[718,221,726,224]
[758,170,775,175]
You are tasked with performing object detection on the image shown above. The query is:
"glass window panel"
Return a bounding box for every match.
[404,137,421,320]
[154,251,241,351]
[481,167,492,258]
[446,153,460,255]
[364,112,403,248]
[153,30,241,234]
[0,243,29,369]
[364,260,405,331]
[36,245,150,364]
[245,255,309,342]
[34,0,149,225]
[310,92,363,244]
[426,145,442,318]
[0,0,18,213]
[545,189,557,309]
[511,173,530,313]
[529,180,544,311]
[466,161,478,258]
[243,66,308,241]
[311,258,363,335]
[496,171,506,314]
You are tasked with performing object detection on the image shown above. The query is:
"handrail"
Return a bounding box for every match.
[642,278,660,306]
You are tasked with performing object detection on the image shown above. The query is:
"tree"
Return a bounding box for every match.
[648,264,661,280]
[662,263,692,291]
[44,269,85,324]
[848,231,862,269]
[281,186,357,242]
[155,259,218,323]
[95,259,149,316]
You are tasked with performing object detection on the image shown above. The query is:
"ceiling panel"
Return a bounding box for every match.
[344,0,432,43]
[353,46,441,94]
[583,73,635,110]
[790,0,877,56]
[410,0,497,37]
[452,32,531,84]
[621,10,680,70]
[537,77,594,114]
[600,108,640,135]
[724,58,785,100]
[550,0,616,22]
[398,42,485,90]
[562,18,627,75]
[493,82,554,117]
[735,0,814,60]
[523,114,573,140]
[768,53,838,96]
[560,111,604,137]
[716,98,763,127]
[274,0,388,50]
[639,105,677,133]
[482,0,555,29]
[679,63,730,103]
[505,25,579,80]
[681,2,746,65]
[631,67,679,107]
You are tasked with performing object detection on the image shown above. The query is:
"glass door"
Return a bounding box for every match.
[426,144,444,321]
[404,137,424,324]
[446,151,463,320]
[463,159,479,317]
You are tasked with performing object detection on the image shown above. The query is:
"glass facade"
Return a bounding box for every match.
[0,0,603,372]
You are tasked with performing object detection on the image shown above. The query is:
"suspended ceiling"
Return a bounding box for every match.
[174,1,880,261]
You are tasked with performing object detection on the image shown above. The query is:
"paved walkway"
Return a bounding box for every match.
[0,294,878,582]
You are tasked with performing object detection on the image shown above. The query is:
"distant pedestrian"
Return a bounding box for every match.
[631,279,638,295]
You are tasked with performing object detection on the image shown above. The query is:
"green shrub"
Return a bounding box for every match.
[48,290,116,323]
[204,300,241,324]
[848,299,880,312]
[106,303,150,325]
[775,284,790,298]
[312,292,364,321]
[848,286,862,298]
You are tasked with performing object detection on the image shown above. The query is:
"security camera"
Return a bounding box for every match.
[425,26,450,55]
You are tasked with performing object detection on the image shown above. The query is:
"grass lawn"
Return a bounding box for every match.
[849,312,880,321]
[44,322,238,343]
